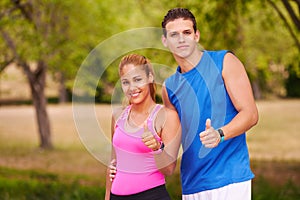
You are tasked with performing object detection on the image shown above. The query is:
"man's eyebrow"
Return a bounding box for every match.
[167,28,193,33]
[167,29,177,32]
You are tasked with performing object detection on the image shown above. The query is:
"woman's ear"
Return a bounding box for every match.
[148,73,154,83]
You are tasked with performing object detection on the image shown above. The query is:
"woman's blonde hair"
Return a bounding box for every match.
[119,54,156,102]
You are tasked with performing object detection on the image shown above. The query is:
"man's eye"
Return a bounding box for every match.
[184,31,192,35]
[170,33,178,37]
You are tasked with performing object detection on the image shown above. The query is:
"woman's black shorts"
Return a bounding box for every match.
[110,184,171,200]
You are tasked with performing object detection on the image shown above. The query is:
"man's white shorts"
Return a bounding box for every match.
[182,180,251,200]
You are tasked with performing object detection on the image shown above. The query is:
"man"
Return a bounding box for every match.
[161,8,258,200]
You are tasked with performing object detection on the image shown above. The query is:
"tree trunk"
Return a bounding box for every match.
[252,79,262,100]
[23,60,53,149]
[58,72,68,103]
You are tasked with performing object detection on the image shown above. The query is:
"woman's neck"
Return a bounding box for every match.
[130,99,156,115]
[128,99,156,128]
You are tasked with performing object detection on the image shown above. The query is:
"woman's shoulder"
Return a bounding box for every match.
[112,105,129,121]
[156,105,178,122]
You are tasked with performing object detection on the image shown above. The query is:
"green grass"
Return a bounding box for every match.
[0,165,299,200]
[253,176,300,200]
[0,167,105,200]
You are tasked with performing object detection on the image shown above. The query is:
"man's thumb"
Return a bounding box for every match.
[205,118,211,130]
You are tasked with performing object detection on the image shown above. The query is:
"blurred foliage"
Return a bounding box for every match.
[1,0,299,102]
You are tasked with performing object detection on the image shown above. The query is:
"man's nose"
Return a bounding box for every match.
[179,33,185,42]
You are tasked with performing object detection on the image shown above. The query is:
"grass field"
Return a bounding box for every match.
[0,100,300,199]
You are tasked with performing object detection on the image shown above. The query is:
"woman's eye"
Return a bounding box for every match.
[122,81,129,85]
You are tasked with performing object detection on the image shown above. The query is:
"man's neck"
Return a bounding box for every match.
[174,50,203,73]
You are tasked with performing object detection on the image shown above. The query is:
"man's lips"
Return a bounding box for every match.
[177,45,189,49]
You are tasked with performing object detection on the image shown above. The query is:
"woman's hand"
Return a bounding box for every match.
[142,122,161,151]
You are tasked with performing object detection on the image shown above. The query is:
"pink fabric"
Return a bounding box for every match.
[111,105,165,195]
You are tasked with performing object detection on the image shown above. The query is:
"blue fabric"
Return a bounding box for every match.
[165,50,254,194]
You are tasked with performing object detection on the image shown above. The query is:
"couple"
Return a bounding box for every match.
[105,8,258,200]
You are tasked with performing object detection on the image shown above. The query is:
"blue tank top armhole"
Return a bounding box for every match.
[206,50,229,72]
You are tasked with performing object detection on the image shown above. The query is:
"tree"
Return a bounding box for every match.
[0,1,56,149]
[0,0,92,149]
[267,0,300,50]
[0,0,135,148]
[267,0,300,97]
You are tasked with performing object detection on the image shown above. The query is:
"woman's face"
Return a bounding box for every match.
[120,64,153,104]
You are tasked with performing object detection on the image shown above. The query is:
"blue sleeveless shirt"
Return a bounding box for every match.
[165,50,254,194]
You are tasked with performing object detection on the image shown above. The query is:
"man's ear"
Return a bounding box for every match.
[195,30,200,42]
[161,35,168,48]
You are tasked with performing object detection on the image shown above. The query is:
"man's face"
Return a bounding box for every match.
[162,18,200,59]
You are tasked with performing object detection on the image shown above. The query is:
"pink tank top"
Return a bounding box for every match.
[111,104,165,195]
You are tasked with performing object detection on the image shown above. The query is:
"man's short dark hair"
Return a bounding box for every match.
[161,8,197,37]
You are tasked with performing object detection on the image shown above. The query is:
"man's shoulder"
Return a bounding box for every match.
[205,50,230,68]
[205,49,229,58]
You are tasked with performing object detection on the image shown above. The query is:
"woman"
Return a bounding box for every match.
[105,54,181,200]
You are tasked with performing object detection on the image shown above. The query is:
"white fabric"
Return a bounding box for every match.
[182,180,251,200]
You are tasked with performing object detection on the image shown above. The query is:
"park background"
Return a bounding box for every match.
[0,0,300,199]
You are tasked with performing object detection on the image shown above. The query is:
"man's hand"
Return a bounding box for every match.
[109,159,116,182]
[142,122,161,151]
[199,119,220,148]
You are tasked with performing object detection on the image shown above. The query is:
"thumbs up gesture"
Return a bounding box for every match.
[142,122,161,151]
[199,119,221,148]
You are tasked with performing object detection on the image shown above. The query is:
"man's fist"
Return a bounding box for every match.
[199,119,221,148]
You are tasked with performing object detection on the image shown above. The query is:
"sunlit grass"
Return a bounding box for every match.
[247,99,300,161]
